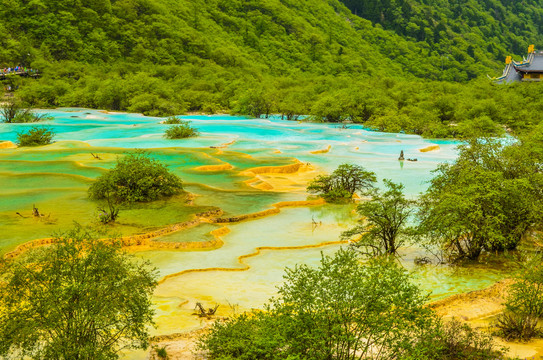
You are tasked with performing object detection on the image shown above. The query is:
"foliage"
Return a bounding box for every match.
[162,116,183,124]
[96,194,120,224]
[163,120,199,139]
[417,138,543,261]
[1,98,51,123]
[1,0,543,138]
[307,163,376,202]
[496,258,543,340]
[88,151,183,203]
[342,179,414,256]
[199,248,508,360]
[408,318,505,360]
[0,225,158,360]
[339,0,542,68]
[154,345,169,360]
[16,126,54,146]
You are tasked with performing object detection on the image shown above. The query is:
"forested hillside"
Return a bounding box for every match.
[340,0,543,58]
[1,0,543,137]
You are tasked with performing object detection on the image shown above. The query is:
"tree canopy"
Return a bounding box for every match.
[88,151,184,203]
[307,163,376,202]
[417,137,543,261]
[198,247,506,360]
[0,225,158,360]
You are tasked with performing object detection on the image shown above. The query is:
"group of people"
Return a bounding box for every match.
[1,66,38,75]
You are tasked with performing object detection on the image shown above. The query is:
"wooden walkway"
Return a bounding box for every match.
[0,71,40,80]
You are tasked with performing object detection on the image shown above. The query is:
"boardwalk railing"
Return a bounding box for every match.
[0,69,40,80]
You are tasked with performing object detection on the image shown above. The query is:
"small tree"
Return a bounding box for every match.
[342,180,414,256]
[89,152,183,203]
[0,225,158,359]
[307,163,376,202]
[16,126,55,146]
[164,121,199,139]
[496,259,543,340]
[1,98,51,123]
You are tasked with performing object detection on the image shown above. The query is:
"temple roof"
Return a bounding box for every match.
[513,52,543,73]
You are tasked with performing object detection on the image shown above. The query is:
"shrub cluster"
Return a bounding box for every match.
[16,126,54,146]
[163,120,199,139]
[88,152,183,203]
[198,248,508,360]
[496,259,543,340]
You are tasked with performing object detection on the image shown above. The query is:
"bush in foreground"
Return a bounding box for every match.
[0,225,158,359]
[89,151,183,203]
[198,248,507,360]
[16,126,55,146]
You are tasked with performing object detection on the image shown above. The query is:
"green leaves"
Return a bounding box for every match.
[0,225,158,359]
[88,151,183,203]
[16,125,55,146]
[163,119,199,139]
[417,138,543,261]
[307,163,376,202]
[199,248,436,360]
[343,179,414,256]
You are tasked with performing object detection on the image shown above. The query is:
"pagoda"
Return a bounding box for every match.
[492,45,543,83]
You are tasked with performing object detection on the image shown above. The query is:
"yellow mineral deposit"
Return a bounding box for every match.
[241,160,320,192]
[193,163,234,171]
[419,144,441,152]
[310,144,332,154]
[0,141,17,149]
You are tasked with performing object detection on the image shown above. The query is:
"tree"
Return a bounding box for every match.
[16,126,55,146]
[200,249,435,360]
[199,248,506,359]
[307,163,376,202]
[417,138,543,261]
[1,98,51,123]
[0,225,158,360]
[342,180,414,256]
[88,152,183,203]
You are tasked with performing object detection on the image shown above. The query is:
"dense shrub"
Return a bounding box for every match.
[199,248,508,360]
[88,152,183,203]
[417,138,543,261]
[16,126,54,146]
[163,121,199,139]
[162,116,183,124]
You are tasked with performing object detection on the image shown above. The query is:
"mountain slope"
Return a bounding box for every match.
[1,0,543,138]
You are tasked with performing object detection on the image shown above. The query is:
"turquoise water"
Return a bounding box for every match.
[2,109,509,360]
[1,109,459,195]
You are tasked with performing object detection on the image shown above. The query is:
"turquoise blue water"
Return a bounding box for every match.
[0,109,459,196]
[4,109,496,359]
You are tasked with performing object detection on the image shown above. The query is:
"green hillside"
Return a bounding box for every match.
[340,0,543,57]
[2,0,543,137]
